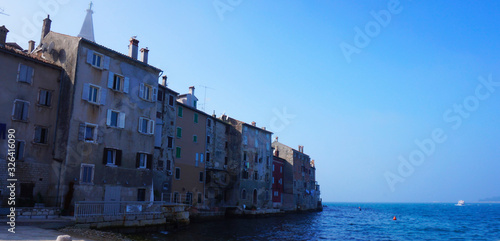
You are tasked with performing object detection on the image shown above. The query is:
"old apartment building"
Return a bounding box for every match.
[37,10,161,210]
[0,25,63,207]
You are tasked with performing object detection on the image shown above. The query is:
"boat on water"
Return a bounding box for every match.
[455,200,465,206]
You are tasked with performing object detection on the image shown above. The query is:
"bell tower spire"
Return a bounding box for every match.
[77,2,95,42]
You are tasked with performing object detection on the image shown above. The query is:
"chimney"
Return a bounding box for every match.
[251,121,256,127]
[40,15,51,44]
[162,75,168,86]
[189,86,195,95]
[28,40,35,53]
[140,47,149,64]
[262,127,266,130]
[128,37,139,59]
[0,25,8,46]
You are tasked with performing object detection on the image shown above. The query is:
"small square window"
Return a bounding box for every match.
[84,124,97,142]
[138,117,154,134]
[80,164,94,184]
[38,89,52,106]
[12,100,29,121]
[17,64,34,84]
[92,53,103,68]
[34,126,48,144]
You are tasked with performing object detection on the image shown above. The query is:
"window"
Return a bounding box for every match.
[193,135,197,143]
[242,170,249,179]
[176,127,182,138]
[207,119,211,127]
[241,189,247,199]
[194,113,198,123]
[15,140,25,160]
[199,172,204,182]
[12,100,29,121]
[272,177,275,184]
[195,153,199,167]
[206,152,210,162]
[138,117,154,134]
[255,138,258,147]
[254,171,258,180]
[92,52,103,68]
[206,136,211,144]
[168,95,174,106]
[136,153,152,169]
[34,126,48,144]
[84,123,97,142]
[243,151,247,161]
[177,106,183,117]
[103,148,122,166]
[167,136,173,148]
[176,147,181,158]
[280,166,282,173]
[38,89,52,106]
[175,167,181,179]
[273,164,275,172]
[274,191,278,197]
[107,72,129,93]
[139,83,157,101]
[255,154,258,163]
[225,141,228,149]
[193,100,197,108]
[166,160,171,171]
[158,160,164,171]
[243,136,248,145]
[80,164,94,184]
[82,84,106,105]
[157,89,164,101]
[17,64,34,84]
[137,189,146,201]
[107,109,125,128]
[197,193,202,204]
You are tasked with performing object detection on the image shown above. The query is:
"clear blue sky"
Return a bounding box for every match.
[2,0,500,203]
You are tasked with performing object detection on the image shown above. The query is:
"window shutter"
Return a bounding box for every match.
[106,109,112,126]
[78,123,85,141]
[139,83,144,99]
[100,88,107,105]
[147,154,153,169]
[82,83,90,101]
[136,153,140,168]
[103,56,110,69]
[22,102,29,120]
[152,87,158,101]
[34,128,41,143]
[103,148,108,165]
[108,72,114,89]
[123,77,129,93]
[18,142,24,159]
[16,63,21,81]
[116,150,122,166]
[87,49,94,64]
[118,113,126,128]
[138,117,143,133]
[96,127,103,144]
[149,120,155,134]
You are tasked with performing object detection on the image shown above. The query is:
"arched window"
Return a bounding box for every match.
[241,189,247,199]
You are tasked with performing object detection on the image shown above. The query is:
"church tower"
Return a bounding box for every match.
[77,2,95,42]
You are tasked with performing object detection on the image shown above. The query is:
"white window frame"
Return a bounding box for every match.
[12,100,29,121]
[138,117,154,135]
[107,109,125,128]
[17,63,34,84]
[138,153,148,169]
[112,74,123,91]
[80,163,95,184]
[84,123,98,143]
[33,125,49,144]
[38,89,52,107]
[106,149,117,166]
[139,83,157,102]
[88,84,100,104]
[92,52,104,68]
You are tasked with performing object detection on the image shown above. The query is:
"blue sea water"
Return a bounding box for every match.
[135,203,500,240]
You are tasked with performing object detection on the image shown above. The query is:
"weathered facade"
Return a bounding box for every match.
[272,141,319,211]
[272,155,285,209]
[38,16,161,211]
[221,117,273,209]
[153,79,178,201]
[0,25,63,207]
[173,88,208,207]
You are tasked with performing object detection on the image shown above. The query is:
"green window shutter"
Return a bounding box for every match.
[194,113,198,123]
[176,147,181,158]
[177,127,182,138]
[178,106,183,117]
[193,135,197,142]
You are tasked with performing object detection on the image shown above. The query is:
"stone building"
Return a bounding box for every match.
[0,25,63,207]
[153,77,178,201]
[172,87,209,207]
[38,11,161,211]
[205,116,233,208]
[272,155,285,209]
[220,116,273,209]
[272,140,319,211]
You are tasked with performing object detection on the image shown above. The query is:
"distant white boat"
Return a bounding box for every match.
[455,200,465,206]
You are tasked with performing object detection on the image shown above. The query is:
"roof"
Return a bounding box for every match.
[272,141,310,157]
[177,101,213,118]
[220,115,273,134]
[0,44,62,70]
[158,84,179,95]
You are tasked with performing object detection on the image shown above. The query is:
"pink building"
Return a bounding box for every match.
[272,156,285,208]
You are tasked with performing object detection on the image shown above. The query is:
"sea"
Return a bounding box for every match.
[128,202,500,240]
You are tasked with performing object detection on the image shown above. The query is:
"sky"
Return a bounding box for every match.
[2,0,500,203]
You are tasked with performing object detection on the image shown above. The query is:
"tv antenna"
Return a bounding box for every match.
[199,85,215,111]
[0,8,10,16]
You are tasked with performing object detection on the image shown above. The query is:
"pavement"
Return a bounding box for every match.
[0,216,95,241]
